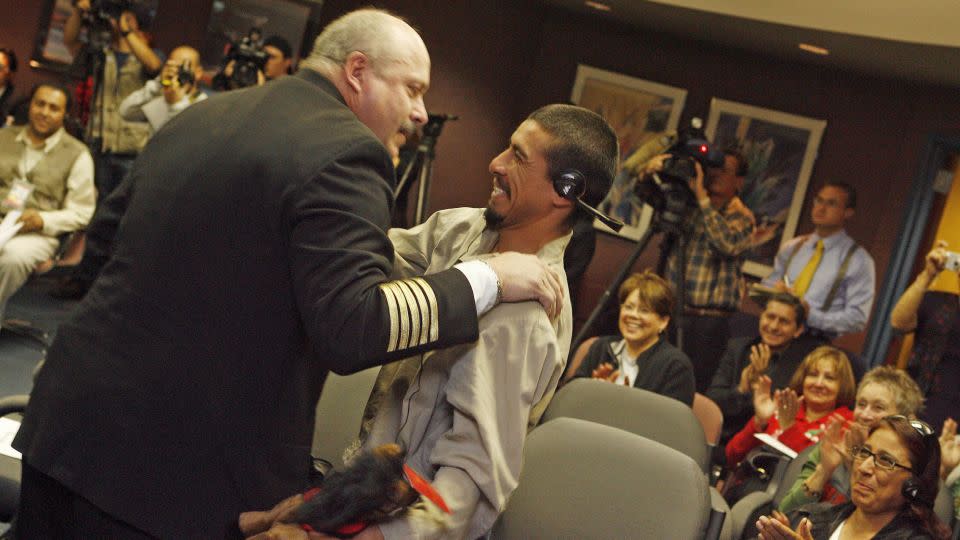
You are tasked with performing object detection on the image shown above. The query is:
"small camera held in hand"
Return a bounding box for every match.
[945,251,960,272]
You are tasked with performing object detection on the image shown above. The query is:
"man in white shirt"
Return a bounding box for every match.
[119,45,207,134]
[0,84,95,320]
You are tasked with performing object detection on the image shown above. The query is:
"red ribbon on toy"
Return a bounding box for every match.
[403,464,451,514]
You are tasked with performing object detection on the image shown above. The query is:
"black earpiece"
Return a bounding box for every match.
[552,169,624,232]
[553,170,586,200]
[901,477,923,504]
[899,418,938,508]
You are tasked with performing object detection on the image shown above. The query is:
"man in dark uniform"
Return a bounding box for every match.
[13,9,562,539]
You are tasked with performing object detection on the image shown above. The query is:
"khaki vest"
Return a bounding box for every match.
[0,127,87,212]
[87,49,152,154]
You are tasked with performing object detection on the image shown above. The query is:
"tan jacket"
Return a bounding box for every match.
[359,207,572,539]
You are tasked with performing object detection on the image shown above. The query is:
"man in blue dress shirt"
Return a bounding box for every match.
[763,181,875,339]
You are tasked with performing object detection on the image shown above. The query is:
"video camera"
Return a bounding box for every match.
[161,61,196,89]
[634,118,725,229]
[215,28,269,90]
[89,0,131,20]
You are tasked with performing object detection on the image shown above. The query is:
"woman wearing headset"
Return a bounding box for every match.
[757,415,950,539]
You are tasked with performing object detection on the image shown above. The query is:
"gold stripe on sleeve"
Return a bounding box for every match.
[413,277,439,344]
[394,280,420,351]
[386,281,412,351]
[404,278,431,347]
[378,282,402,353]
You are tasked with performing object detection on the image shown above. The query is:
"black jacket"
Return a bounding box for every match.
[15,70,478,538]
[792,501,935,539]
[574,335,696,406]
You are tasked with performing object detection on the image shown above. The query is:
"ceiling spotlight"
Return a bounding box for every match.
[584,1,612,12]
[798,43,830,55]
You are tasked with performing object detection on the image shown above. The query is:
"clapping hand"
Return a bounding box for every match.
[756,511,813,540]
[776,388,801,432]
[753,376,775,428]
[592,362,628,385]
[819,414,853,473]
[940,418,960,480]
[739,343,772,393]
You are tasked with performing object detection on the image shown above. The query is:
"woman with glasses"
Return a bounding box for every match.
[778,366,925,513]
[757,415,949,539]
[569,270,696,405]
[726,346,856,466]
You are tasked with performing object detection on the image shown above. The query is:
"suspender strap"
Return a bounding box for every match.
[783,234,860,311]
[783,235,810,272]
[822,243,859,311]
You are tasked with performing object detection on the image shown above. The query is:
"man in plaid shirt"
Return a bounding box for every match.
[647,148,755,392]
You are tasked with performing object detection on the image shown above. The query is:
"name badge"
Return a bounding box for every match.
[2,178,34,211]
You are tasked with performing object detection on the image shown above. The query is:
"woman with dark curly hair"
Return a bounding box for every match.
[757,415,950,540]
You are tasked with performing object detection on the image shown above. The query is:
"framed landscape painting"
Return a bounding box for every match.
[571,65,687,240]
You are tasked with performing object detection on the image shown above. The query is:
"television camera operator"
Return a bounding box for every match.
[262,35,294,81]
[212,28,270,91]
[639,142,755,393]
[62,0,162,198]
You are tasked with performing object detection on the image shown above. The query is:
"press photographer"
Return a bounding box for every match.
[119,46,206,134]
[63,0,161,199]
[212,28,269,90]
[639,130,755,393]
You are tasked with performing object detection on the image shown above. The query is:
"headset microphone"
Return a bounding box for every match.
[553,170,624,233]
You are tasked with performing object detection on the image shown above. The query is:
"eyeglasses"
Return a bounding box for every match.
[851,445,913,472]
[813,196,844,209]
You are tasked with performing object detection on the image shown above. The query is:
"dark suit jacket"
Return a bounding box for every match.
[15,70,478,538]
[0,84,15,126]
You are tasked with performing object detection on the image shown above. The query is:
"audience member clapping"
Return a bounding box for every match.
[778,366,925,513]
[707,292,823,443]
[757,415,950,540]
[570,270,696,405]
[726,346,856,466]
[939,418,960,524]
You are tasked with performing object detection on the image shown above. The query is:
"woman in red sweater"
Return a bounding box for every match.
[726,345,856,466]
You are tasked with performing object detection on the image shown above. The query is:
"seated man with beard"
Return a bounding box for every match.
[241,103,618,540]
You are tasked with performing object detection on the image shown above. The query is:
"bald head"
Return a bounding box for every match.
[169,46,200,68]
[302,8,431,158]
[302,9,428,76]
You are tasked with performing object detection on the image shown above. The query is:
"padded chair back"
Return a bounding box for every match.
[490,418,711,540]
[311,366,380,470]
[693,392,724,445]
[542,378,709,472]
[729,444,815,540]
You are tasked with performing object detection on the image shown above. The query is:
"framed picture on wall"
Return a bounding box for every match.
[704,98,827,278]
[570,64,687,240]
[31,0,159,73]
[200,0,314,74]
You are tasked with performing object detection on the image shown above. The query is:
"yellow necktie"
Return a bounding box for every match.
[793,240,824,297]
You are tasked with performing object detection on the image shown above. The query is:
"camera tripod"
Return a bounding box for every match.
[570,189,698,359]
[394,113,457,226]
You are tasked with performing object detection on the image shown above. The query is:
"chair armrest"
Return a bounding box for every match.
[0,395,28,417]
[730,490,774,540]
